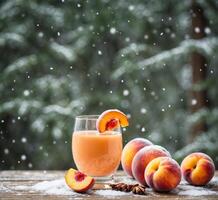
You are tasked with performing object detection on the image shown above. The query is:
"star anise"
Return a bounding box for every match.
[109,183,146,195]
[132,184,146,195]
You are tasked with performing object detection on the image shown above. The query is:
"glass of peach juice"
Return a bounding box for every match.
[72,115,122,180]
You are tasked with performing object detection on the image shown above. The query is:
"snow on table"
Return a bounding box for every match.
[0,170,218,199]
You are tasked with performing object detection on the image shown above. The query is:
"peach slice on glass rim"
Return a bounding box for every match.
[96,109,129,133]
[65,168,95,193]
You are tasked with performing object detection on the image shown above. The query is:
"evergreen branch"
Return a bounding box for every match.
[3,55,38,75]
[0,98,86,117]
[0,99,42,115]
[0,32,25,46]
[174,130,218,160]
[112,37,218,79]
[49,42,76,62]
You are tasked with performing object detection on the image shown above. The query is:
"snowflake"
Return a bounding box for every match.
[123,89,129,96]
[23,90,30,96]
[194,27,200,33]
[21,137,27,143]
[38,32,44,38]
[110,27,116,34]
[204,27,211,34]
[77,3,81,8]
[144,34,149,39]
[57,32,60,36]
[191,99,197,105]
[4,149,9,155]
[128,5,135,11]
[141,127,145,132]
[28,163,33,168]
[98,50,102,55]
[125,37,130,42]
[140,108,147,114]
[21,155,27,161]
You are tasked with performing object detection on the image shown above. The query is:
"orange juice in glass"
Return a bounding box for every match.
[72,115,122,180]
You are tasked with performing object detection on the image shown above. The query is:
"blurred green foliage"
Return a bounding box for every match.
[0,0,218,169]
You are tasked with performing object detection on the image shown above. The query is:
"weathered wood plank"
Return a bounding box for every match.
[0,171,217,200]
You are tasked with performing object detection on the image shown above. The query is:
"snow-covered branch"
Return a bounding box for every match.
[113,37,218,79]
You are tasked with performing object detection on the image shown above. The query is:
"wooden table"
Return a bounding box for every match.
[0,171,218,199]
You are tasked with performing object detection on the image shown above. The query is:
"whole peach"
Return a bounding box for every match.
[121,138,153,177]
[145,157,181,192]
[181,152,215,186]
[132,145,171,185]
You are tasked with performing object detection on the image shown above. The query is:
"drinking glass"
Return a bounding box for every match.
[72,115,122,180]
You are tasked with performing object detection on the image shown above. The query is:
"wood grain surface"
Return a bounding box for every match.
[0,171,217,200]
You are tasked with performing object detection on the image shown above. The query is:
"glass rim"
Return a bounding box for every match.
[75,115,99,120]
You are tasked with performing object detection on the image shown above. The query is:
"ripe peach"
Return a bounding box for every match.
[96,109,129,133]
[132,145,171,185]
[65,168,95,193]
[145,157,181,192]
[121,138,153,177]
[181,152,215,186]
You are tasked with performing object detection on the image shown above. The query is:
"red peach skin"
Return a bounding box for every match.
[145,157,181,192]
[121,138,153,177]
[181,152,215,186]
[132,145,171,185]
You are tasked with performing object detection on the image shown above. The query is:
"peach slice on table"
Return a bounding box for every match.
[96,109,129,133]
[65,168,95,193]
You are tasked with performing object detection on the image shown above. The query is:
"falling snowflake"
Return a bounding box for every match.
[110,27,116,34]
[204,27,211,34]
[140,108,147,114]
[4,148,9,154]
[98,50,102,55]
[191,99,197,105]
[21,155,27,161]
[141,127,145,132]
[128,5,135,11]
[21,137,27,143]
[38,32,44,38]
[194,27,200,33]
[23,90,30,96]
[28,163,33,168]
[123,89,129,96]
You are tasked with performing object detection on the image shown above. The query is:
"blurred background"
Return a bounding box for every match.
[0,0,218,170]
